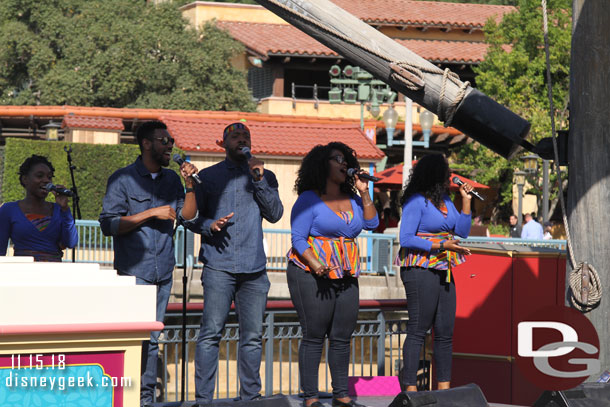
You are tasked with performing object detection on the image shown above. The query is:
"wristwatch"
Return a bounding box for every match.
[440,241,444,251]
[185,187,195,194]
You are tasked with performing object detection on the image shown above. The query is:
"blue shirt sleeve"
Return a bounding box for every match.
[399,195,433,252]
[290,192,315,255]
[59,206,78,249]
[353,195,379,231]
[99,171,128,237]
[0,203,10,256]
[253,171,284,223]
[183,170,215,239]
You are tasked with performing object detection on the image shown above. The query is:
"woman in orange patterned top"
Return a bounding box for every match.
[0,155,78,261]
[288,142,378,407]
[396,154,473,391]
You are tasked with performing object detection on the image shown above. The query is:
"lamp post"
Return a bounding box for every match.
[514,170,527,230]
[42,121,61,141]
[419,109,434,149]
[521,154,549,223]
[328,64,395,131]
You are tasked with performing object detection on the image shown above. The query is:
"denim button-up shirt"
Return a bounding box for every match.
[185,158,283,274]
[99,156,186,283]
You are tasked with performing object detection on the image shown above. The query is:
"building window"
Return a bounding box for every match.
[248,67,274,100]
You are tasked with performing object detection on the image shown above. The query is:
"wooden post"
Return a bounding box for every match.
[253,0,531,159]
[569,0,610,373]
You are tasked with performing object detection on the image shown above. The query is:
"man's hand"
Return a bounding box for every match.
[180,162,199,187]
[248,157,264,181]
[152,205,176,221]
[211,212,234,232]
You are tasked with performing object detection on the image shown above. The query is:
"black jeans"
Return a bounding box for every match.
[287,262,359,399]
[401,266,456,386]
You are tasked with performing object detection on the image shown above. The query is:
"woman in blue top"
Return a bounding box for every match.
[0,155,78,261]
[396,154,473,391]
[288,142,378,407]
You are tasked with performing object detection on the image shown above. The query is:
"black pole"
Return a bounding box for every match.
[180,221,188,402]
[64,145,81,263]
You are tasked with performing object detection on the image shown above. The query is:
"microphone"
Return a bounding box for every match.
[172,154,202,184]
[45,183,74,197]
[452,177,485,201]
[240,147,261,179]
[347,168,380,182]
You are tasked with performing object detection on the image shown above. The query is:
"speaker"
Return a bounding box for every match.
[388,383,488,407]
[533,383,610,407]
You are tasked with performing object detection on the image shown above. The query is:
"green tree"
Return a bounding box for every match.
[0,0,256,111]
[452,0,571,223]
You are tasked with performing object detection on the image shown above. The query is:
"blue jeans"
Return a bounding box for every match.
[401,266,456,386]
[195,268,270,403]
[286,263,359,400]
[135,277,173,404]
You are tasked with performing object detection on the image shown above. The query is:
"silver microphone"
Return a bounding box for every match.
[45,183,74,197]
[172,154,202,184]
[452,176,484,201]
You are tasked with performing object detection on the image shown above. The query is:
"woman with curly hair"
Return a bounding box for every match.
[0,155,78,261]
[396,154,473,391]
[287,142,378,407]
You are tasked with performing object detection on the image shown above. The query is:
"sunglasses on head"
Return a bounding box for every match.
[329,155,347,164]
[154,136,175,145]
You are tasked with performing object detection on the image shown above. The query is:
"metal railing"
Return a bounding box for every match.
[4,220,565,271]
[460,236,566,251]
[67,221,397,275]
[158,300,409,403]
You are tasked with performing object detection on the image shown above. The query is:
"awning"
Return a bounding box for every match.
[374,163,490,190]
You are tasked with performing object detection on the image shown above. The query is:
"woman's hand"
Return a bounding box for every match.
[312,264,339,278]
[52,185,70,211]
[443,239,471,256]
[458,181,474,201]
[353,171,369,194]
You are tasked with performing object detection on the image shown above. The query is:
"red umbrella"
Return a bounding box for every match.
[374,163,490,191]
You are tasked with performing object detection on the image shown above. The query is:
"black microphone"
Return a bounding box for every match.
[45,183,74,197]
[240,147,262,179]
[452,176,485,201]
[172,154,202,184]
[347,168,380,182]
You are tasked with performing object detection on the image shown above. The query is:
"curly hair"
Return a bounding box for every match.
[18,155,55,187]
[400,154,450,209]
[294,142,359,196]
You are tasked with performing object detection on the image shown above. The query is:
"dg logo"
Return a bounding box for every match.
[516,305,600,390]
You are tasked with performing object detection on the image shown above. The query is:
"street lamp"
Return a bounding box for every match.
[328,64,395,131]
[522,154,539,174]
[42,121,61,141]
[382,104,399,146]
[418,109,434,149]
[514,170,527,231]
[521,154,549,224]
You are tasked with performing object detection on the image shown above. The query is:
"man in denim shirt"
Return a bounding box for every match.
[99,121,198,406]
[186,122,283,405]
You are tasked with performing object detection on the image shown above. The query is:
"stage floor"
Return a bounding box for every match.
[158,393,527,407]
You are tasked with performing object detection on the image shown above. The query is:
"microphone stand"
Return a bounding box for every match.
[174,216,189,403]
[64,146,81,263]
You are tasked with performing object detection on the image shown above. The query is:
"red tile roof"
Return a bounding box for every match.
[61,115,124,131]
[217,21,491,63]
[333,0,515,28]
[161,116,385,159]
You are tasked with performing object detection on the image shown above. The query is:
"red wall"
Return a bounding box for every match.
[448,249,566,405]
